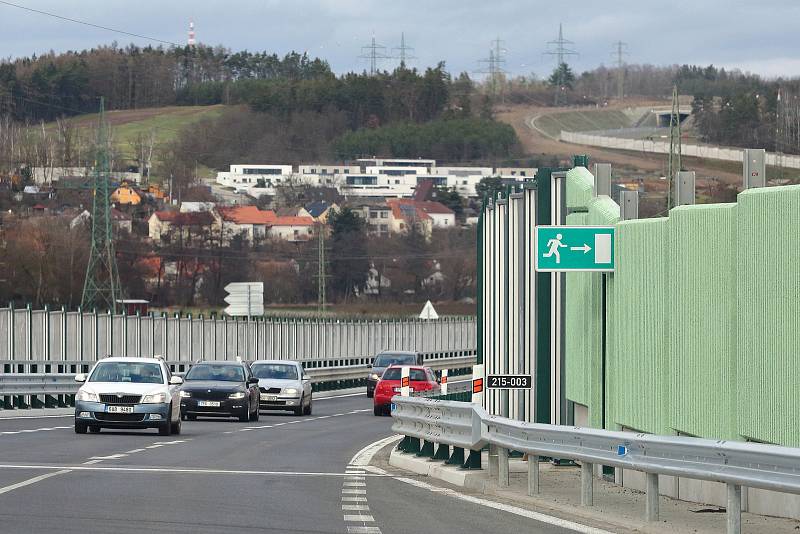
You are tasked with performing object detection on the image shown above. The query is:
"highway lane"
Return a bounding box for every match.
[0,395,589,534]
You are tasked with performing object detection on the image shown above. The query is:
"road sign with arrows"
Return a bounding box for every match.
[535,226,615,272]
[224,282,264,316]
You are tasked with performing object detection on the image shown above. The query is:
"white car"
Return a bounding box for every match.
[74,356,183,435]
[250,360,312,416]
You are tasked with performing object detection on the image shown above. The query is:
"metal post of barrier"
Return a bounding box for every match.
[447,447,465,466]
[646,472,659,521]
[498,446,509,487]
[462,449,481,470]
[581,462,593,506]
[433,443,450,461]
[488,444,499,477]
[528,455,539,495]
[417,440,434,458]
[727,483,742,534]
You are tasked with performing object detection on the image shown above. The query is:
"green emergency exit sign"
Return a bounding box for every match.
[535,226,615,272]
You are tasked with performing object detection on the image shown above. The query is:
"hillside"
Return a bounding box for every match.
[42,105,228,151]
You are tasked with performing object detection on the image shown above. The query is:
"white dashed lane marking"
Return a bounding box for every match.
[0,426,71,436]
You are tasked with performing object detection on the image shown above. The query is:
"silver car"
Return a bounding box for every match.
[250,360,312,416]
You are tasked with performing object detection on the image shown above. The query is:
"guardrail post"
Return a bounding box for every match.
[646,472,659,521]
[727,483,742,534]
[498,446,509,487]
[528,455,539,495]
[488,444,499,477]
[581,462,593,506]
[417,440,434,458]
[462,449,481,470]
[433,443,450,461]
[446,447,465,466]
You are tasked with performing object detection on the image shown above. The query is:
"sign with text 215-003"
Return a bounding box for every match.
[534,226,615,272]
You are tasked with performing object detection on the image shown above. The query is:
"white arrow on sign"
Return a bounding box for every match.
[224,304,265,316]
[224,282,263,293]
[224,294,264,305]
[569,243,592,254]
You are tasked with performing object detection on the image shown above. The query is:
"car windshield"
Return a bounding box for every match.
[374,353,416,367]
[185,364,245,382]
[251,364,298,380]
[89,362,163,384]
[381,368,428,381]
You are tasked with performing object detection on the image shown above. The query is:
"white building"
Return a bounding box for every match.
[268,217,315,242]
[216,164,293,189]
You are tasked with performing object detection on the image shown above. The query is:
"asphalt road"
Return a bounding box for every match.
[0,394,578,534]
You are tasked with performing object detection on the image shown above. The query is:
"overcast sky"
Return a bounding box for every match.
[1,0,798,79]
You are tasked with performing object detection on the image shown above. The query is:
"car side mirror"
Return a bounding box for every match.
[169,376,184,385]
[302,374,310,381]
[74,373,87,383]
[247,377,259,385]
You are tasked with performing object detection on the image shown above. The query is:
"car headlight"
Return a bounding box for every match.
[76,389,99,402]
[141,392,168,404]
[369,374,380,381]
[229,391,246,399]
[283,388,299,395]
[179,390,192,398]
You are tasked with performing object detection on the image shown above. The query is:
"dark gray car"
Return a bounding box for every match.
[366,351,423,398]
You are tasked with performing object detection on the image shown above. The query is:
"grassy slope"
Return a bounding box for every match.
[44,105,227,151]
[534,109,632,138]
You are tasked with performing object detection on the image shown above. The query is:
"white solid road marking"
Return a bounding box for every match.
[352,436,616,534]
[346,528,381,534]
[88,454,127,460]
[0,426,71,436]
[0,464,387,478]
[124,448,146,454]
[82,460,102,465]
[0,469,71,495]
[0,414,72,420]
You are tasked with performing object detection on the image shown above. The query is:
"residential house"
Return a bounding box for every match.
[215,205,276,244]
[148,210,215,243]
[385,199,455,238]
[111,208,133,233]
[111,183,142,205]
[304,201,339,224]
[268,216,315,242]
[179,202,215,213]
[276,206,312,218]
[354,201,392,237]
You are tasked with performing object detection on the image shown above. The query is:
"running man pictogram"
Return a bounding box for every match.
[543,233,567,264]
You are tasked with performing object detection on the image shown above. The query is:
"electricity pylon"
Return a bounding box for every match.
[667,85,682,210]
[81,97,123,313]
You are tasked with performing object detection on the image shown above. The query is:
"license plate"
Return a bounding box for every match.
[260,394,277,401]
[107,405,134,414]
[198,401,221,407]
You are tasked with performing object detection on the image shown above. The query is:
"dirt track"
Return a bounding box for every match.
[496,103,742,185]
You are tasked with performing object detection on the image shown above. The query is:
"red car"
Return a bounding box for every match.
[373,365,439,416]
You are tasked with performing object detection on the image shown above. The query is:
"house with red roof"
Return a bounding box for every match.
[214,205,277,244]
[268,216,316,242]
[385,199,455,239]
[148,210,216,243]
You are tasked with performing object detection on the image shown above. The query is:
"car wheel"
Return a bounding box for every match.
[158,418,171,435]
[304,399,312,416]
[89,425,101,433]
[171,416,181,435]
[74,421,88,434]
[252,405,260,421]
[373,405,382,416]
[293,396,304,416]
[238,408,250,423]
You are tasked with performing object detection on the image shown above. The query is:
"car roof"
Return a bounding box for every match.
[191,360,246,366]
[100,357,164,364]
[386,364,428,371]
[251,360,300,366]
[377,351,418,356]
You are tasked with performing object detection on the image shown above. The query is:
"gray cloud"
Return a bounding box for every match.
[0,0,798,79]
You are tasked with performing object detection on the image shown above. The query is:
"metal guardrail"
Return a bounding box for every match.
[0,352,476,408]
[391,397,800,534]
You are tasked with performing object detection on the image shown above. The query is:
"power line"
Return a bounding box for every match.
[611,41,628,101]
[358,33,390,76]
[475,37,507,97]
[0,0,179,46]
[544,23,578,105]
[392,32,417,67]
